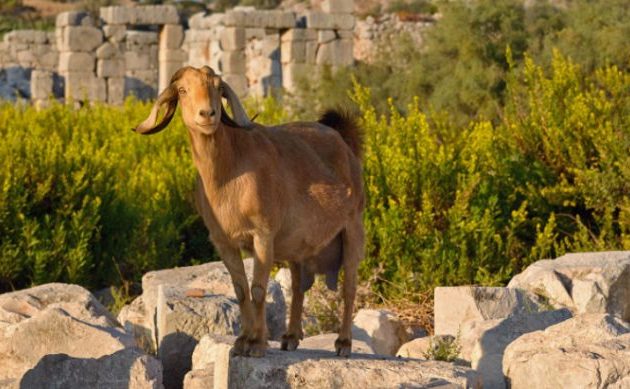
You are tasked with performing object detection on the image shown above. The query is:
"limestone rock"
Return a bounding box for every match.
[229,349,481,388]
[30,70,53,100]
[434,286,544,336]
[19,348,163,389]
[300,333,374,354]
[396,335,454,359]
[305,12,355,30]
[503,314,630,389]
[508,251,630,321]
[160,25,184,50]
[351,309,410,356]
[157,285,240,389]
[0,307,135,383]
[56,11,92,27]
[59,26,103,52]
[465,309,572,389]
[0,283,118,329]
[118,295,153,353]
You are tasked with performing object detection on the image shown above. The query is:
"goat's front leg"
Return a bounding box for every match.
[336,216,365,357]
[214,242,255,356]
[281,261,304,351]
[248,234,275,357]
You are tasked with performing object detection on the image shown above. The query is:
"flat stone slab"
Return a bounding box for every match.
[227,349,481,389]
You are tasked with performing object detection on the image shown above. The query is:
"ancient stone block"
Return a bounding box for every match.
[134,5,180,25]
[503,314,630,389]
[160,24,184,50]
[246,28,266,41]
[316,39,353,66]
[266,10,297,29]
[100,6,132,24]
[337,30,353,39]
[305,12,355,30]
[281,28,316,42]
[102,25,126,43]
[281,40,306,63]
[219,50,246,75]
[39,51,59,70]
[64,72,106,101]
[305,41,317,64]
[4,30,47,44]
[55,11,92,27]
[59,26,103,52]
[159,61,183,92]
[125,51,152,71]
[220,27,246,51]
[434,286,544,336]
[59,52,95,73]
[508,251,630,322]
[96,42,120,60]
[158,49,187,62]
[322,0,354,14]
[30,70,53,100]
[97,59,125,78]
[126,30,158,46]
[318,29,336,44]
[107,77,125,104]
[223,10,246,27]
[189,12,225,30]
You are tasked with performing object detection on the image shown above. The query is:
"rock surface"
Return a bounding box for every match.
[434,286,543,336]
[228,349,481,389]
[0,283,160,388]
[503,314,630,389]
[508,251,630,321]
[0,282,118,329]
[351,309,410,355]
[17,348,163,389]
[465,309,572,389]
[300,333,374,355]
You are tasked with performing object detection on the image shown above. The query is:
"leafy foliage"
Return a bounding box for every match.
[357,54,629,299]
[0,99,215,292]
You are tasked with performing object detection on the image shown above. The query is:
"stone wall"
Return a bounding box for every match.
[0,0,358,104]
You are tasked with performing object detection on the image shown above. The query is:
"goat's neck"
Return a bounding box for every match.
[188,124,236,187]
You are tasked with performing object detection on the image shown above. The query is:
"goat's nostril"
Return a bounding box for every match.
[199,109,216,118]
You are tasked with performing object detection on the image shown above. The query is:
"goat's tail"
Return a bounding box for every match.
[319,109,364,160]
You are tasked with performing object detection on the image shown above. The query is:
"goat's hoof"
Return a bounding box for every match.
[246,339,267,357]
[335,338,352,358]
[281,334,301,351]
[233,335,249,356]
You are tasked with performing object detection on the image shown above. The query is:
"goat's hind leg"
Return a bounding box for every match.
[336,217,364,358]
[281,261,305,351]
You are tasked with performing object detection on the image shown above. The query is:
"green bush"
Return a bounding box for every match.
[357,53,629,299]
[0,99,215,292]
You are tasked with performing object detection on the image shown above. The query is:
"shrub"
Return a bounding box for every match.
[0,99,215,292]
[356,53,629,299]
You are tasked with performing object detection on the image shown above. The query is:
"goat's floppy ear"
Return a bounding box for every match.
[220,81,252,128]
[134,85,179,135]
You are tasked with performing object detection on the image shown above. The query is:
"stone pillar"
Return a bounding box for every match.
[159,24,185,92]
[218,26,248,97]
[56,11,105,102]
[280,28,316,93]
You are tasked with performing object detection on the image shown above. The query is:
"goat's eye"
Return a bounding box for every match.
[178,87,187,95]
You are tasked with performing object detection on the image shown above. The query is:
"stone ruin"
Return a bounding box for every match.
[0,0,356,105]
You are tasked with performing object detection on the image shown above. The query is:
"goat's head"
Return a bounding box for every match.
[134,66,252,135]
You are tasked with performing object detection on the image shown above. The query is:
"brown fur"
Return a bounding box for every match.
[134,66,365,358]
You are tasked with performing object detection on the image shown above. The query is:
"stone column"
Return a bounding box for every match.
[56,11,105,102]
[159,24,186,92]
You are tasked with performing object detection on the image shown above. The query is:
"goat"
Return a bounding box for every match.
[134,66,365,357]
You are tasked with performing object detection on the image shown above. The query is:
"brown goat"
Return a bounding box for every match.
[134,66,365,357]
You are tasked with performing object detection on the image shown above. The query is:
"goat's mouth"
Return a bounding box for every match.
[194,121,216,128]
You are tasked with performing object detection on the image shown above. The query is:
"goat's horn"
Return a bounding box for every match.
[221,81,252,128]
[134,86,178,135]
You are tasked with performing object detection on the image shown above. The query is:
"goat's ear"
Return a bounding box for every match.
[134,85,179,135]
[220,81,252,128]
